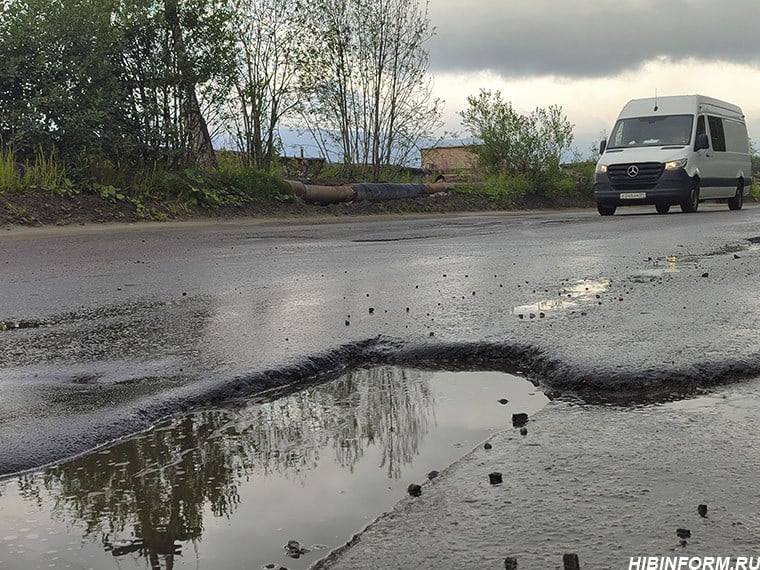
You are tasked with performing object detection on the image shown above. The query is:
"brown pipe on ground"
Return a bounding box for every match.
[287,180,307,198]
[286,180,455,205]
[423,183,456,194]
[286,180,356,204]
[289,183,357,204]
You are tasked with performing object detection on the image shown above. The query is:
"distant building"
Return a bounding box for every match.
[420,145,479,180]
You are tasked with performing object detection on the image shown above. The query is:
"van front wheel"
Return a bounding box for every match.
[680,180,699,213]
[655,202,670,214]
[597,203,616,216]
[728,181,744,211]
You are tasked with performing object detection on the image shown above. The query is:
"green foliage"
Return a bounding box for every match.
[91,184,126,203]
[450,174,534,207]
[459,90,574,180]
[0,147,20,192]
[480,173,535,200]
[549,160,596,196]
[1,145,74,195]
[1,139,295,216]
[138,167,296,210]
[749,140,759,202]
[451,162,594,205]
[0,0,235,168]
[23,148,74,195]
[200,167,296,205]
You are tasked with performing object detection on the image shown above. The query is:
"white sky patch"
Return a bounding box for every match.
[432,58,760,157]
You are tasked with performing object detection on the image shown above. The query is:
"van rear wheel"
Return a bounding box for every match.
[655,203,670,214]
[728,181,744,211]
[680,180,699,213]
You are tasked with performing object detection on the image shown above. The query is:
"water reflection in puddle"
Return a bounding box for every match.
[0,367,547,570]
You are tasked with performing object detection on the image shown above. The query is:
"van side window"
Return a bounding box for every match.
[723,119,750,153]
[695,116,706,150]
[707,116,726,152]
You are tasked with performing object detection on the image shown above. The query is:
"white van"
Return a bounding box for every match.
[594,95,753,215]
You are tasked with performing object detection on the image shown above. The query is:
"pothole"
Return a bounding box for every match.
[0,367,548,570]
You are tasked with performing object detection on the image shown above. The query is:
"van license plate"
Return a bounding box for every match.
[620,192,646,199]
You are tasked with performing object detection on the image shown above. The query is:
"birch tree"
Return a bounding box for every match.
[302,0,441,178]
[225,0,308,170]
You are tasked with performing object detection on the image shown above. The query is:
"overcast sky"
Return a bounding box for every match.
[426,0,760,154]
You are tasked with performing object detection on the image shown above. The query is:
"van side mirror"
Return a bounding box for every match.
[695,133,709,151]
[599,140,607,154]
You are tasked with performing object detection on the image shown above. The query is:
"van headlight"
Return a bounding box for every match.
[596,164,608,173]
[664,158,687,170]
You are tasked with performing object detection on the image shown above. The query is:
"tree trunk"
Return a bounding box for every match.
[165,0,217,167]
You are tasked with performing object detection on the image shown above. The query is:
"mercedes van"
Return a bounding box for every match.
[594,95,753,215]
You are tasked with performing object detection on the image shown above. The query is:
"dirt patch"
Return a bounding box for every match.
[0,190,596,228]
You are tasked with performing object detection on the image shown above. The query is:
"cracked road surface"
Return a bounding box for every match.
[2,205,760,566]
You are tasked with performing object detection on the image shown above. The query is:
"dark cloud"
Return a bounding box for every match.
[427,0,760,78]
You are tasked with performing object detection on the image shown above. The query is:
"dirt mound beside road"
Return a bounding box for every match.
[0,190,595,228]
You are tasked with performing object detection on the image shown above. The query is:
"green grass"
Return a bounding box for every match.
[0,145,297,214]
[0,147,74,195]
[450,165,595,205]
[0,147,21,192]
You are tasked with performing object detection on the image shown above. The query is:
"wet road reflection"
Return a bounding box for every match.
[0,367,548,570]
[512,277,610,318]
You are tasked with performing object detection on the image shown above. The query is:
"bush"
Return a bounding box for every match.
[459,90,574,180]
[541,161,596,197]
[451,173,535,206]
[542,175,578,197]
[750,182,760,202]
[450,163,597,207]
[480,173,535,199]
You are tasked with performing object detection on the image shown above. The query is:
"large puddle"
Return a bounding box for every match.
[0,367,548,570]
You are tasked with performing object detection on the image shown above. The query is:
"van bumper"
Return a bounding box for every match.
[594,169,692,206]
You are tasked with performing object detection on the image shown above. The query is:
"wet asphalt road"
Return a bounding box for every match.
[2,204,760,564]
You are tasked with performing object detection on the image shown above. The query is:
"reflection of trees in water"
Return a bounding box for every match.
[16,366,433,568]
[22,413,241,570]
[208,366,434,479]
[334,367,434,478]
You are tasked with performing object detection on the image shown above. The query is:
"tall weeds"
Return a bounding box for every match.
[24,148,72,194]
[0,146,73,194]
[0,146,21,192]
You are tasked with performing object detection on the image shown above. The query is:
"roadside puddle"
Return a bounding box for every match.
[0,367,548,570]
[513,278,609,318]
[512,258,694,319]
[0,319,42,332]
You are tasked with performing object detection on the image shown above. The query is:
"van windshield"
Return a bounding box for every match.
[608,115,693,149]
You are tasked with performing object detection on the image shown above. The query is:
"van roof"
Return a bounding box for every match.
[619,95,744,120]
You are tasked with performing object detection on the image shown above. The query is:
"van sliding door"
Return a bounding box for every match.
[706,116,735,198]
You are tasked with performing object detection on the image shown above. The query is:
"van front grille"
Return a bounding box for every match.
[608,162,664,187]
